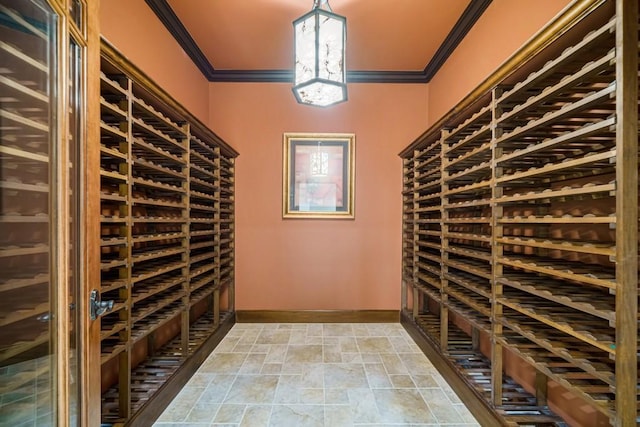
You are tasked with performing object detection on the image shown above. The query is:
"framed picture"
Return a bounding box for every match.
[283,133,355,219]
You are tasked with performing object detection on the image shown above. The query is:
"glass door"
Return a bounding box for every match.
[0,0,97,425]
[0,0,59,424]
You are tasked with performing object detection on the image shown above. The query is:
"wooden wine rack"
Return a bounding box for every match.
[99,42,238,425]
[401,1,638,425]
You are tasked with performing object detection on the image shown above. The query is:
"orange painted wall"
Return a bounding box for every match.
[428,0,572,124]
[99,0,209,123]
[209,82,428,310]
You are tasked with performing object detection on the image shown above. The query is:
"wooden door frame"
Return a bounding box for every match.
[48,0,101,424]
[83,0,101,425]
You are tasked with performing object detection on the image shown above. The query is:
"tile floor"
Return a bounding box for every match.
[154,323,480,427]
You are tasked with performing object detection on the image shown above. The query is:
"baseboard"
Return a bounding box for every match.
[236,310,400,323]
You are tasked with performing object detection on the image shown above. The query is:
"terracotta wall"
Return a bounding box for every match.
[99,0,209,123]
[209,82,428,310]
[428,0,572,124]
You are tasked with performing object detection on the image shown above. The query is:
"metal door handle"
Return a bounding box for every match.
[90,289,114,320]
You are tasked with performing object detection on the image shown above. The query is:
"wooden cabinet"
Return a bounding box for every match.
[401,1,638,425]
[98,42,237,425]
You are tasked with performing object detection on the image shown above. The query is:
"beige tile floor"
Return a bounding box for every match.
[154,323,480,427]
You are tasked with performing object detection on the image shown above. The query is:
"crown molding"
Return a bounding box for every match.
[347,70,428,84]
[145,0,491,84]
[207,69,429,83]
[423,0,493,81]
[208,69,291,83]
[144,0,216,79]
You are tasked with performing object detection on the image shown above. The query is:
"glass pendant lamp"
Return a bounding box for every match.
[292,0,347,107]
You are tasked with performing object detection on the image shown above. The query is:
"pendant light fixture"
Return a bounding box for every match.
[292,0,347,107]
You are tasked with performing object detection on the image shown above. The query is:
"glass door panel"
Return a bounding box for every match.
[68,36,82,426]
[0,0,57,425]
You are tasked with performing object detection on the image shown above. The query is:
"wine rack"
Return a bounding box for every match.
[218,150,236,318]
[442,99,493,344]
[403,129,444,346]
[400,1,638,425]
[492,11,619,418]
[99,43,238,424]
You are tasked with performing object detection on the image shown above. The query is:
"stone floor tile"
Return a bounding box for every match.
[300,363,325,388]
[215,337,241,352]
[340,352,362,363]
[351,324,372,336]
[389,335,418,353]
[364,363,392,389]
[373,388,437,424]
[389,374,416,388]
[410,374,440,388]
[154,423,210,427]
[347,387,381,423]
[260,363,282,375]
[213,403,245,423]
[198,375,235,404]
[323,404,353,426]
[239,405,272,427]
[184,401,219,423]
[418,387,451,405]
[185,373,215,388]
[380,353,409,375]
[285,344,323,364]
[307,324,323,336]
[263,344,288,364]
[200,353,247,374]
[325,388,349,404]
[324,363,368,389]
[400,353,436,374]
[268,404,324,427]
[224,375,279,404]
[356,337,395,353]
[239,353,267,374]
[255,329,291,345]
[155,323,480,427]
[428,400,466,423]
[298,388,325,404]
[323,323,354,336]
[289,329,308,344]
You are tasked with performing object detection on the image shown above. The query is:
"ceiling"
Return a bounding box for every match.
[145,0,492,83]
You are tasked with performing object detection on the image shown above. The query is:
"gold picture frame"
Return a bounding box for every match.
[283,133,355,219]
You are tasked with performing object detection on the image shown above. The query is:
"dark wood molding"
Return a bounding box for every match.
[400,311,506,427]
[144,0,492,84]
[209,69,292,83]
[128,315,235,427]
[144,0,216,80]
[347,70,428,84]
[423,0,493,81]
[208,69,430,83]
[236,310,400,323]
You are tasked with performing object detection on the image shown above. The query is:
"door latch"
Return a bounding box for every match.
[90,289,114,320]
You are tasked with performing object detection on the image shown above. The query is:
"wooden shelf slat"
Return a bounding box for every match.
[133,96,186,136]
[497,236,615,256]
[497,256,616,290]
[498,296,615,355]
